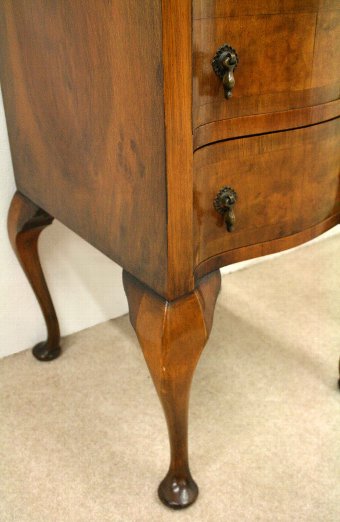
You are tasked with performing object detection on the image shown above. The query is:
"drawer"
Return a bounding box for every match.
[193,118,340,269]
[193,1,340,136]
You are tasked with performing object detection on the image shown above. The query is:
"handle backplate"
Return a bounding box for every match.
[212,44,239,99]
[214,186,238,232]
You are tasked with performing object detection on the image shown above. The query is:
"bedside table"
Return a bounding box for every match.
[1,0,339,509]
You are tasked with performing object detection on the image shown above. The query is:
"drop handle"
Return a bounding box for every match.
[212,44,239,99]
[214,187,238,232]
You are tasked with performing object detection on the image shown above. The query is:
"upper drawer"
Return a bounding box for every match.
[193,0,340,135]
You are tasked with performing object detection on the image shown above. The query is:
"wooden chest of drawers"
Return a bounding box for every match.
[0,0,339,510]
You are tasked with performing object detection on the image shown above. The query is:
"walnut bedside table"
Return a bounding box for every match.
[0,0,339,510]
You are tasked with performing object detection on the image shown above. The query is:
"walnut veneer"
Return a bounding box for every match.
[1,0,339,510]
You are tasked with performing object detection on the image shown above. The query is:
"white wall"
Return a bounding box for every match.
[0,89,128,358]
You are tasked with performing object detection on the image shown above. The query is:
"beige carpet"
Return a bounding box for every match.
[1,233,340,522]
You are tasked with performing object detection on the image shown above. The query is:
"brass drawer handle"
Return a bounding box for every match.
[214,187,238,232]
[212,44,239,99]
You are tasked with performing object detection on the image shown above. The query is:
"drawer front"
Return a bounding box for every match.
[193,119,340,267]
[193,1,340,131]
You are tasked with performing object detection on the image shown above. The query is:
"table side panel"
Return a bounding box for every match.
[0,0,168,294]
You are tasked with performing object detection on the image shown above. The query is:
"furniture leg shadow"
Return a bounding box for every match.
[7,191,61,361]
[123,269,221,509]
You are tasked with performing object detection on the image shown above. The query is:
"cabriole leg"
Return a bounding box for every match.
[123,269,221,509]
[8,191,61,361]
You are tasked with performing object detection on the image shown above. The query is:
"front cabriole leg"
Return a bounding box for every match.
[7,191,61,361]
[123,269,221,509]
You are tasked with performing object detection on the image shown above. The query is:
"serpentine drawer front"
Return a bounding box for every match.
[0,0,339,512]
[193,0,340,147]
[194,119,340,271]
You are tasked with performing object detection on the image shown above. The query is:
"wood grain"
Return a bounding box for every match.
[0,0,168,296]
[194,215,340,279]
[161,0,195,299]
[193,4,340,132]
[194,0,340,19]
[194,119,340,267]
[123,269,221,509]
[1,0,339,512]
[194,99,340,149]
[7,191,61,361]
[312,9,340,88]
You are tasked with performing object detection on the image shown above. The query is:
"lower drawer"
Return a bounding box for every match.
[193,118,340,268]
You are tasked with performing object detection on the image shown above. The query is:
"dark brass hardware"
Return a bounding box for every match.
[212,44,239,99]
[214,187,238,232]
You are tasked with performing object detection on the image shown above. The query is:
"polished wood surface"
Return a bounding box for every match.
[123,269,221,509]
[195,215,340,279]
[162,0,194,298]
[1,0,339,511]
[194,0,338,17]
[193,1,340,133]
[194,99,340,150]
[0,0,168,296]
[194,119,340,268]
[7,191,61,361]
